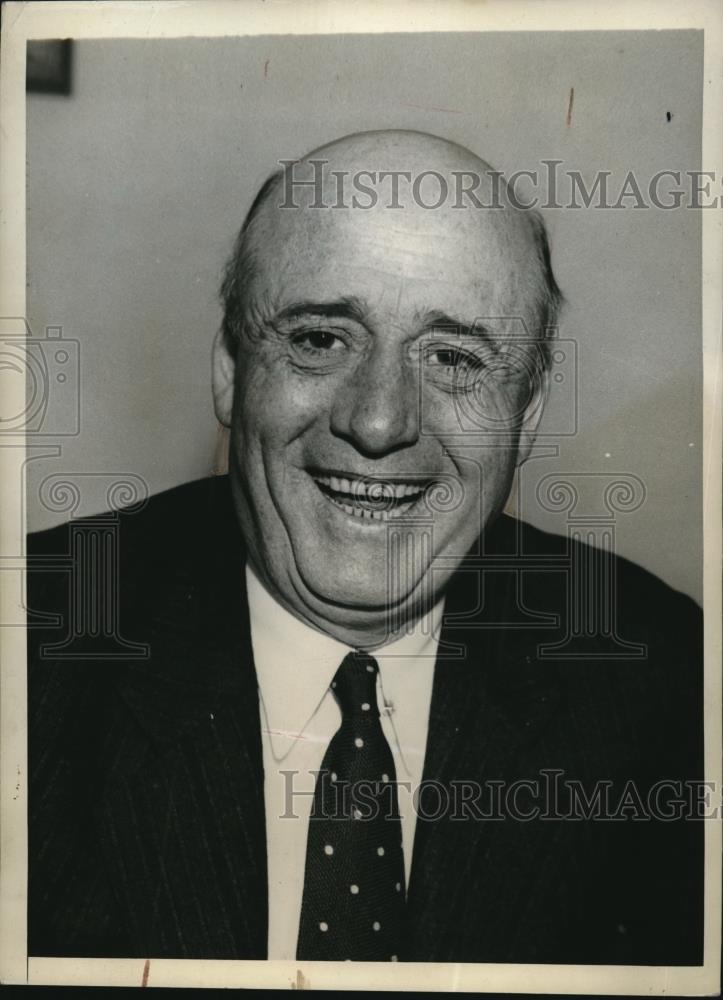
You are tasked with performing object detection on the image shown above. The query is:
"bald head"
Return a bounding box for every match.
[220,129,562,367]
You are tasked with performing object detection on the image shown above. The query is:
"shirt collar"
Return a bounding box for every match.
[246,563,444,750]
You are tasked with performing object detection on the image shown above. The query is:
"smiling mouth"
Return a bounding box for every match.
[311,472,430,522]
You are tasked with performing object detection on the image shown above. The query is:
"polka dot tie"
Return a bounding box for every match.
[296,651,406,961]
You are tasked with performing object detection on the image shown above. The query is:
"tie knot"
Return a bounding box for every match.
[331,652,380,719]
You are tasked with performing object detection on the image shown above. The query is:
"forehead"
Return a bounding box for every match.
[248,175,540,328]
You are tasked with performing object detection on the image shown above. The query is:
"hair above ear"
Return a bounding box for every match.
[219,168,284,354]
[525,208,565,371]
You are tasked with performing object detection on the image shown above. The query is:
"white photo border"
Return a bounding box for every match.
[1,1,720,993]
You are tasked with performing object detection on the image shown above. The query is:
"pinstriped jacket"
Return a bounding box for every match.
[27,475,704,963]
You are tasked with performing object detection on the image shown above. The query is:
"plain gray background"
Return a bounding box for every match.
[26,32,703,602]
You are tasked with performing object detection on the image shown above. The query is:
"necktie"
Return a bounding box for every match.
[296,651,406,961]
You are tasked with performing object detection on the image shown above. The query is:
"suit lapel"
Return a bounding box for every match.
[405,521,566,961]
[96,478,268,958]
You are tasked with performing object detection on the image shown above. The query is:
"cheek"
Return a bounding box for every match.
[234,354,332,448]
[422,377,525,439]
[458,448,515,509]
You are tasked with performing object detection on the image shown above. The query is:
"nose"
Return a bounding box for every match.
[330,344,419,456]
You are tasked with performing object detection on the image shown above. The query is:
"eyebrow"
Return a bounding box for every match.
[274,297,368,324]
[416,310,494,344]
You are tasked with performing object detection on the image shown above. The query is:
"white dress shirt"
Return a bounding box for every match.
[246,564,443,961]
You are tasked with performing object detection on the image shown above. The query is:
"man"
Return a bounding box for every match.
[27,130,704,964]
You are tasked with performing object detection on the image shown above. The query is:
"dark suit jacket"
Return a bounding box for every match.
[27,475,704,963]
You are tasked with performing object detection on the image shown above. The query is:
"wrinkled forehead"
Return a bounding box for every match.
[247,153,542,327]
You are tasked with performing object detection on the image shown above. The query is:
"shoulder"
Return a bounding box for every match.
[27,474,242,610]
[466,514,703,765]
[26,475,245,743]
[491,512,701,639]
[27,474,235,568]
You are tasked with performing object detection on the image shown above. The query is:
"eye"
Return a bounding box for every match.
[424,344,487,376]
[287,327,351,371]
[425,347,473,369]
[291,329,345,353]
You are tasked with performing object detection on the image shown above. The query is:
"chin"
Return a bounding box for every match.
[288,518,445,617]
[299,561,405,612]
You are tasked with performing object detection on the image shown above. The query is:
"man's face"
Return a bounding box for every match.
[217,157,546,646]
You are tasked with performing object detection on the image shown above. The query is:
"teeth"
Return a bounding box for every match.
[339,501,385,521]
[312,472,430,522]
[315,473,425,501]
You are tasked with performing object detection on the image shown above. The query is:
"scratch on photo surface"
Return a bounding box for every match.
[264,59,270,78]
[141,958,150,987]
[263,728,310,741]
[566,87,575,127]
[402,101,464,115]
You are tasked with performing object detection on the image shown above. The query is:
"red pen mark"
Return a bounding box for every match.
[402,101,463,115]
[141,959,150,987]
[566,87,575,127]
[264,59,270,78]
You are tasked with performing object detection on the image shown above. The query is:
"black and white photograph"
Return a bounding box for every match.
[1,0,721,993]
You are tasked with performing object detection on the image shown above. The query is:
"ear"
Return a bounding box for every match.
[212,328,236,427]
[516,366,549,466]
